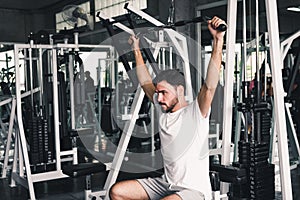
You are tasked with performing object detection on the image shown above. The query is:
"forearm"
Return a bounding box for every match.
[133,48,155,101]
[205,37,223,90]
[133,49,152,86]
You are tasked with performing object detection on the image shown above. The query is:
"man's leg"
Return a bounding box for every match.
[109,180,149,200]
[161,194,182,200]
[175,188,205,200]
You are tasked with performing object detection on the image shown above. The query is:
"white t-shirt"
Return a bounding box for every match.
[159,100,212,200]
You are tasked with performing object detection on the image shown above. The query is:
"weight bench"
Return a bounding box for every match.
[62,162,108,200]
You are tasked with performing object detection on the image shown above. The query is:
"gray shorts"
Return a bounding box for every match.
[137,176,205,200]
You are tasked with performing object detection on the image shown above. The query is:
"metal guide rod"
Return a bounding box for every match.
[38,48,44,115]
[29,40,34,114]
[265,0,293,199]
[263,33,268,102]
[242,0,247,83]
[233,60,246,161]
[221,0,238,195]
[255,0,261,142]
[233,0,248,162]
[255,0,260,103]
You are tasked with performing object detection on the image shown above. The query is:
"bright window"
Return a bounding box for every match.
[95,0,147,21]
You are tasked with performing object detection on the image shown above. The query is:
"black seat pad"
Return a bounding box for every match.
[62,162,107,177]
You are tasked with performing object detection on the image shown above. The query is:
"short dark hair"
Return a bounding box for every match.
[153,69,185,89]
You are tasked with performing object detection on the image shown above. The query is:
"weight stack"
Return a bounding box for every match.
[37,117,44,163]
[28,117,40,165]
[42,117,53,163]
[253,102,272,143]
[27,116,52,165]
[236,141,275,200]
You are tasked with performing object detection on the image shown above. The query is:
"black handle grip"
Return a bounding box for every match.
[216,24,227,32]
[203,16,227,32]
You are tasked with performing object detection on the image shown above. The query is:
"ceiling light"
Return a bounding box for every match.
[287,6,300,12]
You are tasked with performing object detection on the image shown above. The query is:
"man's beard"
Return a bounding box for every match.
[161,97,179,113]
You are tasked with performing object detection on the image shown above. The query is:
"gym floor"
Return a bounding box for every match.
[0,133,164,200]
[1,133,300,200]
[2,163,299,200]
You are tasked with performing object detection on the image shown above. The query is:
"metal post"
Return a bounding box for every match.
[1,97,16,178]
[10,129,18,187]
[51,49,62,170]
[221,0,238,195]
[233,0,248,160]
[38,48,44,114]
[14,45,36,200]
[28,40,34,112]
[265,0,293,199]
[233,55,245,162]
[255,0,261,142]
[68,54,76,129]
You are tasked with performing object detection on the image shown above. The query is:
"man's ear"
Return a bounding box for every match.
[176,85,185,97]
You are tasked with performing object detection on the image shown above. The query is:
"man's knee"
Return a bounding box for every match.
[109,183,123,200]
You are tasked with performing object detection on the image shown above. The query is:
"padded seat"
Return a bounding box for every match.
[62,162,107,177]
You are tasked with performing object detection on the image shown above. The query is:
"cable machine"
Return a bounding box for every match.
[217,0,293,199]
[10,31,114,200]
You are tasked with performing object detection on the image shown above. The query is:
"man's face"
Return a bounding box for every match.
[155,81,179,113]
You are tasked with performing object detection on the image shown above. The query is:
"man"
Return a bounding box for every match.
[110,16,226,200]
[85,71,95,93]
[84,71,95,123]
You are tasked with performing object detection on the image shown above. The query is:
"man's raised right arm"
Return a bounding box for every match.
[129,35,156,102]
